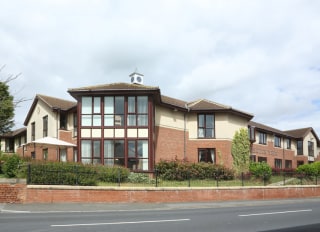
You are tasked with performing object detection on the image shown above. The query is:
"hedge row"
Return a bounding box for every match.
[155,160,235,181]
[28,162,130,186]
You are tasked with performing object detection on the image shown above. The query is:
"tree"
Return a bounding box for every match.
[0,80,14,134]
[231,128,251,175]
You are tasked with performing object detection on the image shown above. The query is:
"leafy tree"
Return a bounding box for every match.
[231,128,251,175]
[0,80,14,134]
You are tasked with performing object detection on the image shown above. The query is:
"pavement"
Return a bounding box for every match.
[1,198,320,213]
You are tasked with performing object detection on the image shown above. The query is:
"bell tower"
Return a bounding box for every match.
[129,69,144,85]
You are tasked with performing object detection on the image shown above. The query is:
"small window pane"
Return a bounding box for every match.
[104,140,114,158]
[198,128,204,138]
[137,96,148,113]
[114,140,124,158]
[104,115,114,126]
[128,141,136,157]
[138,140,148,158]
[127,115,136,126]
[93,141,100,158]
[198,115,204,127]
[93,115,101,126]
[205,129,213,138]
[81,115,91,126]
[104,97,114,114]
[82,97,92,114]
[138,115,148,126]
[94,97,101,113]
[206,115,214,128]
[128,97,136,113]
[81,140,91,159]
[115,96,124,114]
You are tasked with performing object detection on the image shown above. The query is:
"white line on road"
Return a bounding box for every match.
[51,218,190,227]
[239,209,312,217]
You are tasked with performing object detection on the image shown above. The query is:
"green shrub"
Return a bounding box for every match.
[155,159,234,181]
[1,154,23,178]
[249,162,272,181]
[97,165,130,183]
[296,162,320,177]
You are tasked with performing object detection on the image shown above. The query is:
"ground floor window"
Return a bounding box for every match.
[60,149,67,162]
[250,155,256,162]
[297,161,304,167]
[198,148,215,163]
[274,158,282,169]
[258,156,267,163]
[285,160,292,169]
[81,139,149,171]
[43,148,48,160]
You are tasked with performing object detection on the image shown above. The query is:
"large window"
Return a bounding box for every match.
[81,140,101,164]
[104,96,125,126]
[198,148,215,163]
[259,132,267,145]
[127,96,148,126]
[81,96,101,126]
[128,140,149,170]
[198,114,214,138]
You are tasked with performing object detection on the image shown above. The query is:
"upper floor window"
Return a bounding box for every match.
[297,140,303,155]
[73,112,78,137]
[31,122,35,141]
[81,96,101,126]
[60,112,67,129]
[104,96,124,126]
[248,126,255,142]
[274,135,281,147]
[43,116,48,137]
[198,114,214,138]
[308,141,314,157]
[286,138,291,149]
[259,132,267,145]
[127,96,148,126]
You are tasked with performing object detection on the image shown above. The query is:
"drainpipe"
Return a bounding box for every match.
[184,104,190,160]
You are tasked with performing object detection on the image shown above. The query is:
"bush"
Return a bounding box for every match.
[127,172,155,184]
[296,162,320,177]
[155,159,234,181]
[97,165,130,183]
[249,162,272,181]
[1,154,23,178]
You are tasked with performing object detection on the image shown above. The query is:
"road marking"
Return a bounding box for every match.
[51,218,190,227]
[1,209,31,213]
[239,209,312,217]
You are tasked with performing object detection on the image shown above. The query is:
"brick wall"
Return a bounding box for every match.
[25,185,320,203]
[0,180,26,203]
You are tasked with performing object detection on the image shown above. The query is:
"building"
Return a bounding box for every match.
[2,72,320,170]
[0,127,26,154]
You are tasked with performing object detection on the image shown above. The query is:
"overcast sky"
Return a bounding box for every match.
[1,0,320,135]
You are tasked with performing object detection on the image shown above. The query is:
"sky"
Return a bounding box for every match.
[1,0,320,135]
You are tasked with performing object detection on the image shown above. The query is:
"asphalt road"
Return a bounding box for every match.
[1,198,320,232]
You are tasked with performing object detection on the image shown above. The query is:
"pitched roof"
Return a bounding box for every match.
[68,82,159,92]
[24,94,77,126]
[160,95,188,109]
[248,121,289,137]
[0,127,26,138]
[37,94,77,111]
[285,127,316,139]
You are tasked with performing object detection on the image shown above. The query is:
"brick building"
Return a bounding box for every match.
[2,72,319,171]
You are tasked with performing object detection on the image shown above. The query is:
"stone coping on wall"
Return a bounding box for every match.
[27,184,320,191]
[0,178,26,184]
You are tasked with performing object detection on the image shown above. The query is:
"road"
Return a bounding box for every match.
[1,198,320,232]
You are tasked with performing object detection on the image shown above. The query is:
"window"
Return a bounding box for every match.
[127,96,149,126]
[259,132,267,145]
[128,140,149,170]
[274,136,281,147]
[285,160,292,169]
[80,140,101,164]
[274,159,282,169]
[198,148,215,163]
[60,112,67,129]
[248,126,255,142]
[31,122,35,141]
[73,112,78,137]
[60,149,67,162]
[286,138,291,149]
[43,116,48,137]
[43,148,48,160]
[104,140,125,166]
[198,114,214,138]
[104,96,124,126]
[81,97,101,126]
[308,141,314,157]
[250,155,256,162]
[258,157,267,162]
[297,140,303,155]
[297,161,304,167]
